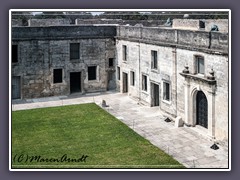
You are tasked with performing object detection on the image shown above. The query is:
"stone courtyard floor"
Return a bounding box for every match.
[12,91,229,169]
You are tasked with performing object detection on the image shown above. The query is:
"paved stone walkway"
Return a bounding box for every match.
[12,91,229,169]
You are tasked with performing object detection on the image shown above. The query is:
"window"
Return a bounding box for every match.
[151,50,158,69]
[88,66,97,80]
[196,56,205,74]
[53,69,63,83]
[163,82,170,101]
[70,43,80,60]
[122,45,127,61]
[199,20,205,29]
[142,75,147,91]
[12,45,18,63]
[109,58,114,67]
[130,71,135,86]
[117,66,120,80]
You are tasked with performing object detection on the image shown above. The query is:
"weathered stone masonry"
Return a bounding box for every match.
[12,26,117,98]
[114,26,228,140]
[12,23,229,141]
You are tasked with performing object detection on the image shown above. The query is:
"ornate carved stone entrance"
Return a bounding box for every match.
[180,67,216,138]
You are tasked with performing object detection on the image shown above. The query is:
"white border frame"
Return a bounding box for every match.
[9,9,231,171]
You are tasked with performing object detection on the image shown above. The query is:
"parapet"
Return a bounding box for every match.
[28,19,71,27]
[173,19,228,33]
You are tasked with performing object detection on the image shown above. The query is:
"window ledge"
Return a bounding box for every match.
[53,82,64,85]
[162,99,171,105]
[151,69,158,73]
[88,79,98,82]
[70,59,82,63]
[141,90,148,95]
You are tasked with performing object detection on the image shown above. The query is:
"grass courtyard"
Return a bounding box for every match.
[12,103,184,169]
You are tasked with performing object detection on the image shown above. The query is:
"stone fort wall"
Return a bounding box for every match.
[12,24,229,140]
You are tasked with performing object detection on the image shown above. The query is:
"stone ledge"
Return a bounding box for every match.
[180,72,217,85]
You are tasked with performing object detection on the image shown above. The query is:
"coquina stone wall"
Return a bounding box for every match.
[173,19,228,33]
[12,24,229,140]
[12,26,116,98]
[28,19,71,26]
[115,26,228,140]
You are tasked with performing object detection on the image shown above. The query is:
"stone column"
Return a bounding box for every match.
[207,89,216,138]
[184,79,191,125]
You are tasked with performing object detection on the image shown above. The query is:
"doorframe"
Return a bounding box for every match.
[122,72,128,93]
[196,90,208,128]
[150,82,160,107]
[188,86,216,138]
[69,71,82,94]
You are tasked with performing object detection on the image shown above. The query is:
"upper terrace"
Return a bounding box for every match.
[12,22,228,54]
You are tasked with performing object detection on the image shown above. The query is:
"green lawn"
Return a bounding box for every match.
[12,103,185,169]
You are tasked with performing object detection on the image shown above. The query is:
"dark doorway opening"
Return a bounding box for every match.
[151,83,159,106]
[122,72,128,93]
[70,72,81,93]
[196,91,208,128]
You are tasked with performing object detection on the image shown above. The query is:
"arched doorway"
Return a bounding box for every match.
[196,91,208,128]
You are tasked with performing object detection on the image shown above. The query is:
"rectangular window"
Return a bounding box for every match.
[70,43,80,60]
[12,45,18,63]
[151,50,157,69]
[197,56,204,74]
[109,58,114,67]
[142,75,147,91]
[163,82,170,101]
[199,20,205,29]
[117,66,120,80]
[130,71,135,86]
[53,69,63,84]
[122,45,127,61]
[88,66,97,80]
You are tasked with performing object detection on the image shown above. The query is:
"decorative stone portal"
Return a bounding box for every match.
[180,70,217,138]
[70,72,81,93]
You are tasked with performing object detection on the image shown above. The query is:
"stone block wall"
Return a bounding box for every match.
[12,25,116,98]
[205,19,228,33]
[172,19,200,30]
[76,19,166,27]
[173,19,228,33]
[12,24,229,140]
[176,49,228,140]
[12,19,23,26]
[28,19,71,26]
[116,26,228,54]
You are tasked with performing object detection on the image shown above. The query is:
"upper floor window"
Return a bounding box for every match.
[109,58,114,67]
[122,45,127,61]
[151,50,158,69]
[196,56,205,75]
[12,45,18,63]
[199,20,205,29]
[142,75,147,91]
[70,43,80,60]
